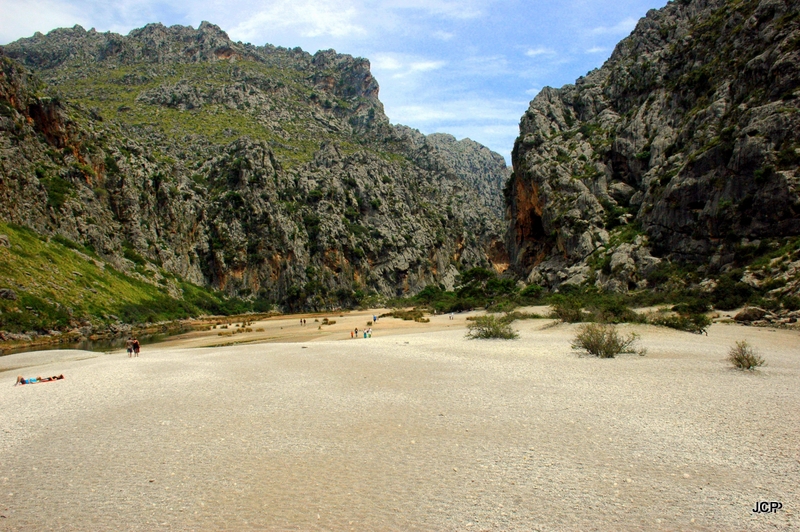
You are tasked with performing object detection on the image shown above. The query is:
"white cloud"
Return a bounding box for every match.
[432,30,454,41]
[393,104,453,122]
[586,46,608,53]
[230,0,367,42]
[525,87,542,96]
[589,17,638,36]
[391,97,525,124]
[0,0,90,43]
[382,0,485,20]
[525,47,555,57]
[409,60,445,72]
[372,53,445,80]
[372,54,404,71]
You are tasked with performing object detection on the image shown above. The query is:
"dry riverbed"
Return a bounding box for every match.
[1,311,798,531]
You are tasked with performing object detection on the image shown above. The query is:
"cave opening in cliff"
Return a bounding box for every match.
[528,213,546,241]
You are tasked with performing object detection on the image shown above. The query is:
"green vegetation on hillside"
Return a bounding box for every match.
[2,26,506,322]
[387,233,800,332]
[0,222,263,332]
[58,61,374,168]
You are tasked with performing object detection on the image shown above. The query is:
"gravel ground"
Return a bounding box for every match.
[0,321,798,531]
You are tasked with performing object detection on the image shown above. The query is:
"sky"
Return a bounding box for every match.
[0,0,669,164]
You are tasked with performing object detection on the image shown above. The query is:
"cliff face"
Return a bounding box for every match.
[424,132,510,218]
[507,0,800,293]
[0,22,508,310]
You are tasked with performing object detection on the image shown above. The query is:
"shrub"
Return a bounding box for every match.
[52,234,86,252]
[645,262,672,286]
[783,296,800,311]
[550,296,587,323]
[649,313,711,334]
[503,311,544,321]
[709,274,754,310]
[571,323,639,358]
[591,298,642,324]
[520,284,544,299]
[466,315,518,340]
[383,309,427,321]
[485,277,518,297]
[486,299,518,313]
[415,285,445,304]
[39,175,74,210]
[727,340,765,370]
[671,300,711,314]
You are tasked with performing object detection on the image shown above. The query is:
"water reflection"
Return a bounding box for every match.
[1,331,180,357]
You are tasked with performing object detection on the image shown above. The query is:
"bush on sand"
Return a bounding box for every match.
[727,340,765,370]
[648,312,711,334]
[550,296,587,323]
[466,315,518,340]
[571,323,640,358]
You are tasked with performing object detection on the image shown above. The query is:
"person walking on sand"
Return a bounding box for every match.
[354,327,359,338]
[126,337,134,358]
[132,338,140,357]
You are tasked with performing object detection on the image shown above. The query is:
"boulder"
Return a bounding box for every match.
[609,182,636,204]
[733,307,767,322]
[0,288,17,300]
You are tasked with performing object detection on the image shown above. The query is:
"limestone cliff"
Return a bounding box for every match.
[1,23,507,310]
[507,0,800,295]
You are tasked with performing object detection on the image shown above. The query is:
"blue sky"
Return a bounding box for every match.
[0,0,668,163]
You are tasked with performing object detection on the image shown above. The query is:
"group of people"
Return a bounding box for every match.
[14,374,65,386]
[351,327,373,339]
[299,319,307,326]
[125,337,141,358]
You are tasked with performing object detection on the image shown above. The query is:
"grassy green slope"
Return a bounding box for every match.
[0,222,251,333]
[59,61,366,168]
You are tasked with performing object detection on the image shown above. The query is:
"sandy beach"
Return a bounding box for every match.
[1,310,798,531]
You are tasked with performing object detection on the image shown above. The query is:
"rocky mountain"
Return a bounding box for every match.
[507,0,799,298]
[424,132,510,217]
[0,22,507,312]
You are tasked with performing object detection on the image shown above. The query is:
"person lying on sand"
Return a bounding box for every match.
[14,374,65,386]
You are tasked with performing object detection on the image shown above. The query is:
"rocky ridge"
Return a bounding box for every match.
[0,22,508,312]
[507,0,800,304]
